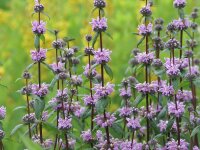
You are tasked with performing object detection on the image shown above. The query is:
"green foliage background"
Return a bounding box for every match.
[0,0,199,149]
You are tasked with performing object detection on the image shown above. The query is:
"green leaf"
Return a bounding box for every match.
[110,123,123,138]
[100,8,105,16]
[34,98,45,119]
[184,30,192,39]
[49,76,58,90]
[41,12,50,20]
[137,36,145,48]
[158,106,167,119]
[13,106,26,112]
[10,124,24,136]
[166,118,175,132]
[92,32,100,48]
[95,98,109,114]
[40,34,45,44]
[178,8,184,19]
[63,37,75,42]
[104,31,113,40]
[191,125,200,137]
[43,122,59,134]
[151,120,160,134]
[104,64,113,80]
[41,62,54,72]
[91,7,98,14]
[20,135,43,150]
[26,62,36,71]
[34,35,40,49]
[133,94,145,107]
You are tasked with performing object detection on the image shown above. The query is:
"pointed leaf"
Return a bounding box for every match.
[133,94,145,107]
[191,125,200,137]
[34,98,45,119]
[92,32,100,48]
[34,35,40,49]
[104,64,113,80]
[137,36,145,48]
[11,124,24,136]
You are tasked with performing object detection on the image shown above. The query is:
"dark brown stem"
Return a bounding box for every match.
[37,1,43,143]
[99,8,110,147]
[25,79,31,138]
[131,131,135,148]
[54,31,60,150]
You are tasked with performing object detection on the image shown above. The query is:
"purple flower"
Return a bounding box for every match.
[58,117,72,130]
[94,48,111,64]
[135,82,150,94]
[42,139,53,149]
[90,17,107,32]
[176,90,192,102]
[159,83,174,97]
[166,139,188,150]
[118,107,132,117]
[0,106,6,120]
[32,20,46,34]
[71,75,82,86]
[173,0,186,8]
[31,83,49,97]
[173,18,190,30]
[140,4,152,16]
[31,49,47,62]
[164,58,188,70]
[42,111,48,122]
[94,113,116,127]
[81,130,93,142]
[50,62,65,74]
[126,117,141,130]
[120,140,143,150]
[56,88,68,100]
[83,95,97,106]
[145,105,157,119]
[138,23,153,35]
[165,38,180,49]
[119,87,132,99]
[168,101,185,118]
[186,66,200,80]
[157,120,168,132]
[193,146,200,150]
[83,64,97,78]
[93,82,114,98]
[136,52,154,65]
[74,107,85,118]
[166,65,180,78]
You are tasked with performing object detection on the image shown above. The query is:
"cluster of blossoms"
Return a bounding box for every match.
[94,113,116,128]
[138,23,153,36]
[58,118,72,130]
[31,83,49,97]
[90,17,107,32]
[135,52,154,65]
[31,48,47,62]
[32,20,46,34]
[173,18,190,30]
[93,82,114,99]
[168,101,185,118]
[173,0,186,8]
[94,48,111,64]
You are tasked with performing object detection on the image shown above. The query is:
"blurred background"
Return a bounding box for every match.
[0,0,199,149]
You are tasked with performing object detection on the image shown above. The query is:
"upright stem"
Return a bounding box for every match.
[179,30,183,91]
[145,35,150,142]
[99,8,110,146]
[54,33,60,150]
[37,0,43,143]
[26,79,31,138]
